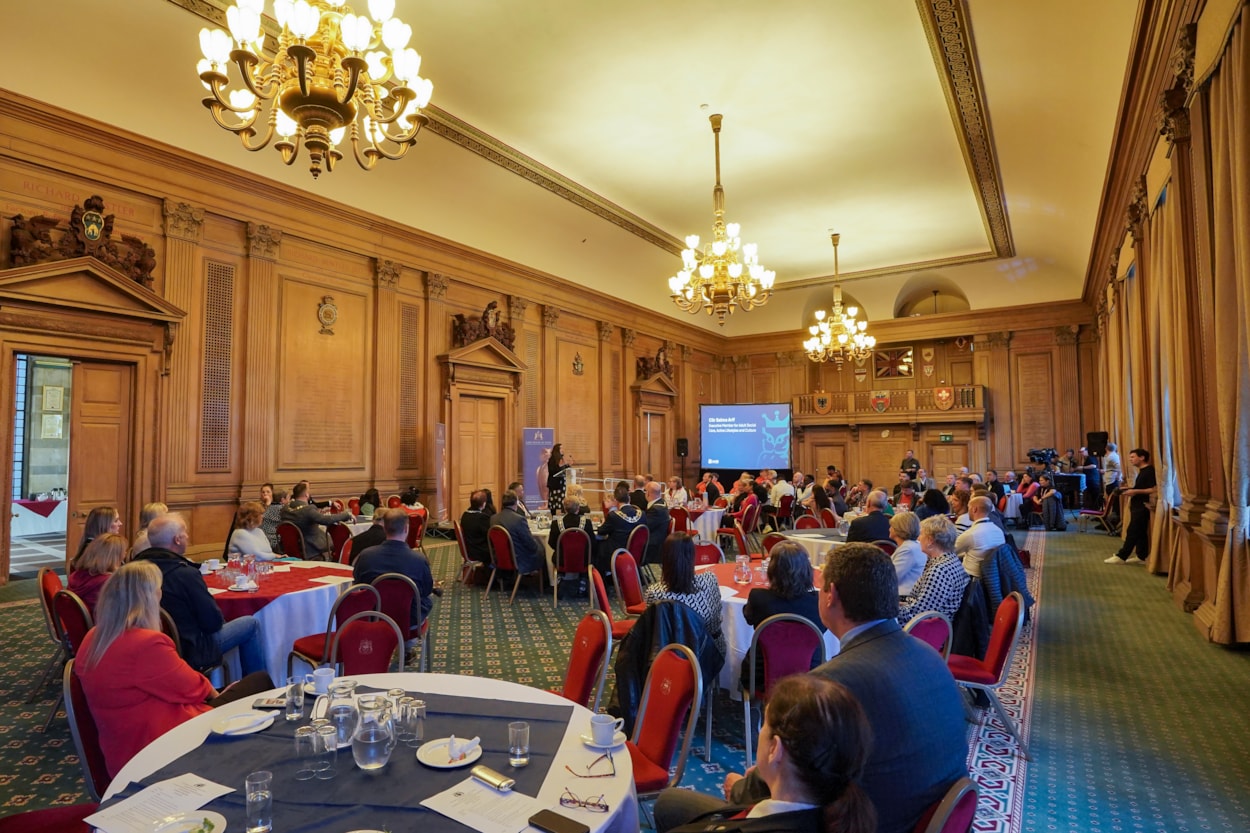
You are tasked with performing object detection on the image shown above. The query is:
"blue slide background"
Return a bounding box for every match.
[700,403,791,470]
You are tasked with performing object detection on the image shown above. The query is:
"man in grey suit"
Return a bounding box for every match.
[279,481,352,559]
[490,489,543,575]
[655,543,968,833]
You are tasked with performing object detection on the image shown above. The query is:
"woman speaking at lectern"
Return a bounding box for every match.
[546,443,575,513]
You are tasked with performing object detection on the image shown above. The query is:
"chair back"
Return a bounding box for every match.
[631,642,703,794]
[669,506,690,533]
[872,538,897,556]
[625,524,649,567]
[741,502,761,535]
[776,494,795,523]
[488,525,517,571]
[761,532,787,557]
[904,610,954,660]
[453,520,470,561]
[158,609,182,656]
[52,590,93,654]
[37,567,64,647]
[331,610,404,674]
[611,549,646,612]
[63,660,110,801]
[387,494,403,508]
[336,535,354,565]
[405,510,428,549]
[914,776,978,833]
[588,567,616,626]
[329,499,345,513]
[276,522,306,559]
[348,498,361,515]
[794,515,820,530]
[732,521,753,559]
[713,496,729,508]
[371,572,420,639]
[819,507,838,528]
[555,527,592,573]
[745,614,826,699]
[311,584,382,661]
[560,610,612,712]
[327,523,351,558]
[981,591,1025,684]
[693,541,724,565]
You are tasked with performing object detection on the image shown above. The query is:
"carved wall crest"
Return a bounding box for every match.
[572,352,585,376]
[452,300,516,350]
[317,296,338,335]
[8,195,158,287]
[636,344,673,379]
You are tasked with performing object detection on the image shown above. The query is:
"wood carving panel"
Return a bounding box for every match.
[277,278,368,469]
[1013,352,1056,453]
[557,338,598,463]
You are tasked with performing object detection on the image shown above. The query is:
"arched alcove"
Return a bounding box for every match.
[892,273,971,318]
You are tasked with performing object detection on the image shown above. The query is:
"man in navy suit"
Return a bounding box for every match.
[845,490,892,542]
[642,480,671,566]
[655,543,968,833]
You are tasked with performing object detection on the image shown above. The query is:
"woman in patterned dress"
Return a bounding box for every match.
[546,443,574,515]
[643,532,727,659]
[897,515,969,625]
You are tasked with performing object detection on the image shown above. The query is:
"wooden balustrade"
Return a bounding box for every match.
[792,386,986,425]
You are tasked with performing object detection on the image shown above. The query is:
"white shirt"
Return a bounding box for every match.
[891,539,926,595]
[769,480,795,506]
[1104,451,1123,484]
[955,517,1005,578]
[664,488,689,508]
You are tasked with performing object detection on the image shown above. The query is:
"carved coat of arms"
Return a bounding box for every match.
[812,392,833,415]
[934,386,955,411]
[870,391,891,413]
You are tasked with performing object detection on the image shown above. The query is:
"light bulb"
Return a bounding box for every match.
[726,222,740,238]
[382,18,412,50]
[365,51,388,80]
[339,14,373,52]
[228,88,257,113]
[846,305,858,318]
[742,242,757,259]
[369,0,396,22]
[199,28,232,64]
[275,109,298,137]
[413,76,434,108]
[391,48,421,82]
[699,263,713,279]
[196,59,214,89]
[711,240,727,256]
[728,263,743,278]
[329,126,347,146]
[685,235,700,249]
[273,0,293,27]
[289,1,320,39]
[226,6,261,47]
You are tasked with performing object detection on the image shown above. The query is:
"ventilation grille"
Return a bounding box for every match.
[399,303,420,468]
[199,261,234,470]
[525,331,539,427]
[610,352,621,465]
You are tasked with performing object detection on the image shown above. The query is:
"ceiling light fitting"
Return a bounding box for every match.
[803,233,876,369]
[197,0,434,178]
[668,114,775,325]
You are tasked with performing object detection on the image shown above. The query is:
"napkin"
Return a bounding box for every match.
[448,734,481,761]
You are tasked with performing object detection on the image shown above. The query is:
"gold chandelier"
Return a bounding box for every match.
[803,234,875,369]
[197,0,434,179]
[668,114,775,325]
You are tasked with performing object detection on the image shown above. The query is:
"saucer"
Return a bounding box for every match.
[580,730,626,749]
[210,710,274,736]
[153,811,227,833]
[416,738,484,768]
[226,582,258,592]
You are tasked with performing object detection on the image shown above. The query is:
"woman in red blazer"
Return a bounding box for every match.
[75,561,271,779]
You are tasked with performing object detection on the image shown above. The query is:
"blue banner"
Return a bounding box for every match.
[523,427,555,510]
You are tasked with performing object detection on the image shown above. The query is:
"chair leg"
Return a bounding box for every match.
[40,690,63,732]
[985,689,1031,760]
[509,574,523,605]
[27,647,64,703]
[704,693,713,763]
[742,694,754,768]
[485,568,497,594]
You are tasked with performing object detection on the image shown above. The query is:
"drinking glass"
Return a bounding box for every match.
[293,727,317,780]
[244,771,272,833]
[285,675,306,722]
[404,699,426,748]
[395,696,415,744]
[509,721,530,767]
[313,723,337,780]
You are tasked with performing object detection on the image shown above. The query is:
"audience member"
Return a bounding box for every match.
[504,483,529,519]
[358,488,382,517]
[75,506,123,560]
[349,510,388,565]
[1037,474,1066,530]
[913,468,935,492]
[846,491,890,543]
[490,489,543,575]
[985,469,1006,501]
[548,495,595,554]
[130,501,167,557]
[259,483,274,507]
[227,501,277,560]
[1102,442,1123,493]
[899,516,970,625]
[353,508,436,625]
[948,490,972,532]
[643,533,727,659]
[642,481,671,566]
[665,476,689,507]
[887,512,925,595]
[942,474,957,495]
[740,541,825,690]
[135,514,265,675]
[914,489,950,521]
[597,481,645,573]
[68,532,128,615]
[954,496,1005,578]
[629,475,648,510]
[280,482,351,559]
[261,488,289,551]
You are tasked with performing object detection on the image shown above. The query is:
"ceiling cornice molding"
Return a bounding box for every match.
[775,249,998,291]
[915,0,1015,258]
[164,0,683,256]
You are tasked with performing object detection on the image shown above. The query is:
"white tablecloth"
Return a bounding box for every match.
[105,672,638,833]
[1003,492,1024,520]
[240,562,354,683]
[10,499,66,536]
[779,529,846,565]
[691,507,726,541]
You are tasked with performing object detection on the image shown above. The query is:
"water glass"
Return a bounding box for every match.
[400,698,426,748]
[244,771,272,833]
[294,727,317,780]
[313,721,337,780]
[285,675,306,722]
[509,721,530,767]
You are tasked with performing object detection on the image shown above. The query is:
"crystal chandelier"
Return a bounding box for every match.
[668,114,775,325]
[803,234,875,369]
[196,0,434,179]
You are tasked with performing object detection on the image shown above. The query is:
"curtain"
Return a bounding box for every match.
[1200,5,1250,643]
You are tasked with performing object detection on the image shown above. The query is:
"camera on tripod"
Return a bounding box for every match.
[1027,448,1059,465]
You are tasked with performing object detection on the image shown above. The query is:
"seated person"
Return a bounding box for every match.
[358,488,382,518]
[643,533,727,660]
[1016,474,1041,523]
[489,489,543,575]
[666,675,876,833]
[642,481,671,566]
[130,501,168,557]
[549,495,596,556]
[985,469,1007,501]
[890,471,914,502]
[913,489,950,521]
[349,510,388,565]
[899,516,970,625]
[846,491,891,542]
[135,514,265,676]
[227,501,278,561]
[845,479,872,511]
[459,489,492,564]
[665,476,689,508]
[1037,474,1066,530]
[353,508,436,625]
[261,489,288,552]
[955,496,1006,578]
[947,490,972,532]
[68,532,128,616]
[75,561,273,779]
[280,482,352,559]
[596,482,644,573]
[75,506,123,561]
[740,542,826,689]
[887,511,926,596]
[893,482,917,511]
[400,486,425,512]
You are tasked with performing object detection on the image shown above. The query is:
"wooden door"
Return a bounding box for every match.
[455,395,502,513]
[67,362,133,563]
[929,444,970,481]
[863,437,907,492]
[809,442,848,480]
[643,411,669,480]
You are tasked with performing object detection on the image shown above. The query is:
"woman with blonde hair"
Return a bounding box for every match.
[130,501,168,556]
[68,532,128,615]
[75,561,272,779]
[227,500,278,560]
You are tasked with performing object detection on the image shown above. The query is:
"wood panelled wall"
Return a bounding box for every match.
[0,92,1093,556]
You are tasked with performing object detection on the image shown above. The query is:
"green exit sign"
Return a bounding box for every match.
[939,433,954,443]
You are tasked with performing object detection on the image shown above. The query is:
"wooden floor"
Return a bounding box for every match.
[7,534,65,579]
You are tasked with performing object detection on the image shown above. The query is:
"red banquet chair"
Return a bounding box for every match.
[794,514,821,530]
[487,525,543,604]
[453,520,486,585]
[611,548,648,616]
[63,660,110,802]
[371,572,430,672]
[628,643,703,802]
[913,777,979,833]
[31,567,67,703]
[904,610,954,661]
[327,522,352,560]
[276,521,306,559]
[774,494,795,529]
[872,538,898,556]
[693,541,724,566]
[287,583,382,677]
[740,614,826,767]
[549,610,612,712]
[947,591,1030,760]
[42,589,93,729]
[387,494,403,508]
[405,509,428,549]
[348,498,361,516]
[331,611,404,675]
[669,506,690,534]
[819,507,838,529]
[589,566,635,642]
[760,532,787,557]
[553,527,593,608]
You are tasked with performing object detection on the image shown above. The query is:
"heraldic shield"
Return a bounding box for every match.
[870,391,890,413]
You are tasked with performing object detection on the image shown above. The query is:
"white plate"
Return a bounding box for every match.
[226,582,258,592]
[580,730,626,750]
[210,711,275,736]
[153,810,227,833]
[416,738,484,768]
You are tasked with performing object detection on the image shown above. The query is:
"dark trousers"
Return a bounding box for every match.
[208,671,276,707]
[1115,506,1151,560]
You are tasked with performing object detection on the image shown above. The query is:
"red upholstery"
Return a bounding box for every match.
[669,506,690,533]
[555,527,592,574]
[612,549,647,616]
[775,494,795,527]
[387,495,403,508]
[38,567,64,646]
[453,520,483,584]
[626,525,649,567]
[904,612,953,659]
[331,611,402,675]
[0,803,98,833]
[949,594,1021,686]
[327,523,351,559]
[590,567,635,640]
[289,584,381,674]
[713,496,729,508]
[872,539,897,556]
[348,498,361,515]
[336,536,353,565]
[64,661,110,801]
[329,499,345,513]
[405,510,428,549]
[912,777,978,833]
[555,611,611,710]
[52,590,93,654]
[372,573,420,639]
[693,541,724,565]
[760,533,786,557]
[755,621,822,698]
[795,515,821,529]
[819,508,838,528]
[630,644,700,794]
[276,522,305,559]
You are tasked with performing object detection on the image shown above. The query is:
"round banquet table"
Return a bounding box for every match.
[104,672,638,833]
[203,562,354,684]
[778,528,846,566]
[697,563,839,695]
[688,506,726,541]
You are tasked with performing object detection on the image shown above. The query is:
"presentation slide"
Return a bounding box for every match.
[700,403,791,470]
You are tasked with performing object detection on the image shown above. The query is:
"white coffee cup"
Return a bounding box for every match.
[590,713,624,746]
[206,559,221,571]
[235,573,249,588]
[312,666,335,694]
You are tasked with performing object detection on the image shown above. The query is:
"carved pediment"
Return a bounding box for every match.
[0,257,185,323]
[439,337,527,374]
[630,372,678,398]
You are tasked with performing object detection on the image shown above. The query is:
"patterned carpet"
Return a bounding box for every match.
[3,531,1247,830]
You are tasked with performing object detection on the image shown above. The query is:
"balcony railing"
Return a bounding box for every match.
[793,386,985,424]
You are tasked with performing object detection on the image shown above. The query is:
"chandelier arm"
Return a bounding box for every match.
[228,50,274,101]
[203,99,262,135]
[364,87,416,127]
[349,135,382,171]
[275,133,302,166]
[337,55,367,107]
[287,43,315,98]
[237,118,277,152]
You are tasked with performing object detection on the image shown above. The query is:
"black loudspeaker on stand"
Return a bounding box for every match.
[676,438,688,484]
[1086,431,1109,457]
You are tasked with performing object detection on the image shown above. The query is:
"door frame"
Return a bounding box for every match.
[0,259,183,583]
